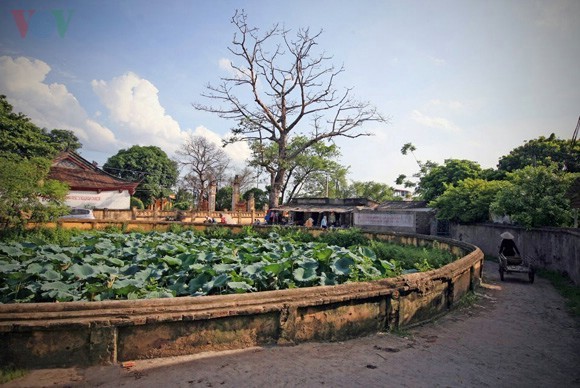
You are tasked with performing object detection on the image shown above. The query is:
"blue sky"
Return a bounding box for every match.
[1,0,578,189]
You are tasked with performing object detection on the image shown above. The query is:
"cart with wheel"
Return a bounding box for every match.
[498,254,535,283]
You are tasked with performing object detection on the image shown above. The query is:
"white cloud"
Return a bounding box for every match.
[218,57,251,80]
[411,110,460,133]
[0,56,118,151]
[193,125,251,165]
[92,72,251,163]
[91,72,186,152]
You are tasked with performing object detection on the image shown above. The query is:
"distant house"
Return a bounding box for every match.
[353,201,435,234]
[48,152,139,210]
[393,188,412,199]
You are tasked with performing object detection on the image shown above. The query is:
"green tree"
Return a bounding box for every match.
[498,133,580,173]
[430,179,510,223]
[243,188,269,211]
[0,95,58,160]
[216,186,233,211]
[345,181,397,203]
[417,159,482,202]
[490,165,576,228]
[0,95,69,227]
[47,129,82,152]
[103,146,178,207]
[0,157,68,228]
[194,11,388,208]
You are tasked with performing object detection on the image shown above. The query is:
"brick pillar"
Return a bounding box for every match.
[209,180,217,212]
[247,192,255,212]
[232,175,240,212]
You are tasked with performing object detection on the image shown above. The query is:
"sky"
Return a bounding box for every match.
[1,0,578,190]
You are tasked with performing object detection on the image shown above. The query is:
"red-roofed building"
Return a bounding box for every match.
[48,152,139,210]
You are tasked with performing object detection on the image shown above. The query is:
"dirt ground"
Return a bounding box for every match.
[5,260,580,388]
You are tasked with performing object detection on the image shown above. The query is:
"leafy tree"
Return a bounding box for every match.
[416,159,482,202]
[243,187,269,211]
[490,165,576,228]
[216,186,233,211]
[130,196,145,210]
[0,157,68,228]
[103,146,178,207]
[0,95,58,160]
[299,164,351,199]
[249,136,347,202]
[345,181,397,203]
[0,95,69,227]
[430,179,510,223]
[194,10,388,208]
[498,133,580,173]
[175,135,230,209]
[47,129,82,152]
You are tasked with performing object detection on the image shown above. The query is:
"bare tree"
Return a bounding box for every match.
[194,10,389,207]
[176,135,230,209]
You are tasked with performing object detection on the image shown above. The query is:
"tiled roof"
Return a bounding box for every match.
[48,152,139,194]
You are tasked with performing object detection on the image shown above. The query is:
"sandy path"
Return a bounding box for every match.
[6,260,579,387]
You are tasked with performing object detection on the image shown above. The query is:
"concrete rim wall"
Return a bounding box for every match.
[0,229,484,369]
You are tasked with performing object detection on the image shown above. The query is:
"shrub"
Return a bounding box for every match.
[130,197,145,209]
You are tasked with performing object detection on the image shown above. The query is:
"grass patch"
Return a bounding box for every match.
[0,366,26,384]
[537,269,580,318]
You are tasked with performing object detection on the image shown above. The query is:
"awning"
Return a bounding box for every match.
[271,205,356,214]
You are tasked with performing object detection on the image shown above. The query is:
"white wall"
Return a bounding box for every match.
[65,190,131,209]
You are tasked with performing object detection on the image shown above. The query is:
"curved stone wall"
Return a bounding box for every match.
[0,229,484,368]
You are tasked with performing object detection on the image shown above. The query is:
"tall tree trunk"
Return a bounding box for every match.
[269,169,286,208]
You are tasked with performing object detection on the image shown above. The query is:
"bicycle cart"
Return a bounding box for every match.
[498,254,535,283]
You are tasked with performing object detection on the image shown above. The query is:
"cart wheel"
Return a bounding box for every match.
[529,271,535,284]
[499,268,505,281]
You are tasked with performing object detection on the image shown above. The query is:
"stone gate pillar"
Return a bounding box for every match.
[232,175,240,212]
[209,180,217,212]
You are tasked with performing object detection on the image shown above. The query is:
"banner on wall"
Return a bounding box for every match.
[64,190,131,210]
[353,212,415,228]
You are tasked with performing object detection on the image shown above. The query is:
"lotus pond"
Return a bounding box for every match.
[0,227,458,303]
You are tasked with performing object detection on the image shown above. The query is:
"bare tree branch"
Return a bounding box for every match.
[193,10,389,207]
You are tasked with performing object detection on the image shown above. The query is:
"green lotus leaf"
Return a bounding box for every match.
[293,267,318,282]
[40,281,76,301]
[188,272,213,293]
[227,281,254,293]
[160,255,182,267]
[40,269,62,281]
[314,247,334,262]
[213,263,237,273]
[242,263,265,276]
[0,260,22,273]
[297,257,319,270]
[68,263,98,279]
[203,273,229,292]
[331,255,355,275]
[0,244,24,257]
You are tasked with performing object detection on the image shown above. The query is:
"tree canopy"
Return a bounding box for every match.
[345,181,397,203]
[498,133,580,173]
[430,178,510,223]
[103,145,178,207]
[0,95,82,160]
[0,95,69,228]
[416,159,482,202]
[490,165,576,228]
[194,10,388,207]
